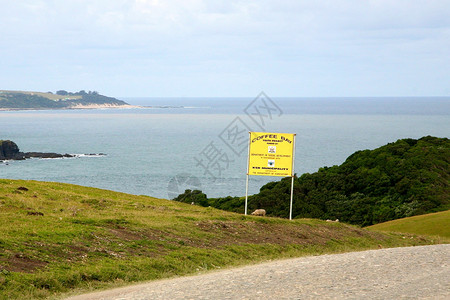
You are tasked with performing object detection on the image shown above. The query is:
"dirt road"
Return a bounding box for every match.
[66,244,449,300]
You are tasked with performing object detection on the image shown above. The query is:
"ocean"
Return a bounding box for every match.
[1,96,449,199]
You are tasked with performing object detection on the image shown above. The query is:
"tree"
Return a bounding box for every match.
[174,137,450,226]
[173,189,208,206]
[56,90,68,95]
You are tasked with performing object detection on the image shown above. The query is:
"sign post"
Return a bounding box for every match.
[244,132,251,215]
[289,134,296,220]
[245,132,296,219]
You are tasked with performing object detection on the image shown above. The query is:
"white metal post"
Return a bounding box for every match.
[289,176,294,220]
[244,132,251,215]
[244,174,249,215]
[289,134,297,220]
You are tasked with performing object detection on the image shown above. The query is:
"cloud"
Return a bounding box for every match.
[0,0,449,96]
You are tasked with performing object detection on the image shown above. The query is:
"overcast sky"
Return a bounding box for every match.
[1,0,449,97]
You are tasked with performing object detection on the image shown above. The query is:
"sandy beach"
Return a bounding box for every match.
[0,104,141,111]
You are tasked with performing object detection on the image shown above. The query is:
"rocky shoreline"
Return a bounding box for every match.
[0,140,104,161]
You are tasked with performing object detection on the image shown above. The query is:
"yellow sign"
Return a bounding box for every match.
[247,132,295,177]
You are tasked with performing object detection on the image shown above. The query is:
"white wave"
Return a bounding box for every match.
[71,154,106,158]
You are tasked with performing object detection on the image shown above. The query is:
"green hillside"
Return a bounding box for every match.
[0,179,441,299]
[0,90,128,110]
[368,210,450,238]
[175,136,449,226]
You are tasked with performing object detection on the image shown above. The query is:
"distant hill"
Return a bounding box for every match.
[175,136,450,226]
[368,210,450,238]
[0,90,129,110]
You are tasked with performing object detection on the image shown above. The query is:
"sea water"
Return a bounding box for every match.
[0,97,449,199]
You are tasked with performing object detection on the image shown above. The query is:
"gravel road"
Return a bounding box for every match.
[66,244,449,300]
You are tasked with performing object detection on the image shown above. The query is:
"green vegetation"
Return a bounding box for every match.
[0,92,66,109]
[368,210,450,238]
[176,136,450,226]
[0,179,443,299]
[0,90,128,109]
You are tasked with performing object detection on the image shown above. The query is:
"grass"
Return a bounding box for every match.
[367,210,450,238]
[0,179,447,299]
[0,90,81,101]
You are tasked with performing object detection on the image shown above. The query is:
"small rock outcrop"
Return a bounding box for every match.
[24,152,73,159]
[0,140,22,160]
[0,140,73,161]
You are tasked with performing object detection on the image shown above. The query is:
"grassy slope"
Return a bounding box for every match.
[0,90,81,101]
[0,179,446,299]
[368,210,450,238]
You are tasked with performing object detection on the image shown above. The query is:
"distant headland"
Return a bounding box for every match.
[0,90,135,110]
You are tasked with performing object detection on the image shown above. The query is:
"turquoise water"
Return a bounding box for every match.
[1,97,449,199]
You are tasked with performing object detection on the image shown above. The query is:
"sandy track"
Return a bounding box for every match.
[65,244,449,300]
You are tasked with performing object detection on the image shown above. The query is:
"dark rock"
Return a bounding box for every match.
[0,140,74,160]
[24,152,74,159]
[27,211,44,216]
[17,187,29,191]
[0,140,21,160]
